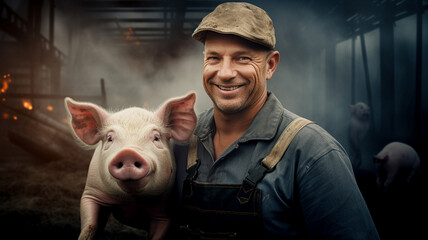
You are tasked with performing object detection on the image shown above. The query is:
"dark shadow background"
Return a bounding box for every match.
[0,0,427,239]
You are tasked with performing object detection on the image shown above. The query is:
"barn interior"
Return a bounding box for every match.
[0,0,427,239]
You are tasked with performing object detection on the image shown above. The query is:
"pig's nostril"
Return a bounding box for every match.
[114,161,142,169]
[108,149,150,181]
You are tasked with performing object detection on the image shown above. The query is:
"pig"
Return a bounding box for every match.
[348,102,370,170]
[373,142,420,192]
[64,92,197,240]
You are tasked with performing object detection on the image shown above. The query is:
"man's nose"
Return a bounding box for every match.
[217,59,236,80]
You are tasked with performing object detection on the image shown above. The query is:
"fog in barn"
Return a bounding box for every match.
[0,0,426,239]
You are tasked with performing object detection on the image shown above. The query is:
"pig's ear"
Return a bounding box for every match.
[156,92,197,141]
[373,155,387,162]
[64,97,110,145]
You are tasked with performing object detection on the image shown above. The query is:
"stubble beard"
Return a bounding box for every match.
[212,96,248,115]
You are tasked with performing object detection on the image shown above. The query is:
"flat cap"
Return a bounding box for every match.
[192,2,276,49]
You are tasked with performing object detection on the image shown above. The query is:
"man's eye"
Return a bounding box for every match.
[239,56,250,61]
[207,56,219,61]
[154,135,160,141]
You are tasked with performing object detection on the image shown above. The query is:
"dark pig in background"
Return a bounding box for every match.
[64,93,197,240]
[348,102,371,170]
[373,142,421,192]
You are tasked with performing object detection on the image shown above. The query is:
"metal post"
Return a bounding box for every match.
[31,0,43,102]
[49,0,61,98]
[359,33,375,133]
[379,1,395,142]
[100,78,107,108]
[325,43,336,132]
[415,0,422,140]
[351,36,356,104]
[171,0,185,40]
[49,0,55,50]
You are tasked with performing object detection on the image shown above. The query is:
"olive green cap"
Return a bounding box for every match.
[192,2,276,49]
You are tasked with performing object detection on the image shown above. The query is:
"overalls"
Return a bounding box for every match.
[178,118,313,239]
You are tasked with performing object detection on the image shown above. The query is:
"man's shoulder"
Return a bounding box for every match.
[291,120,349,168]
[274,108,348,161]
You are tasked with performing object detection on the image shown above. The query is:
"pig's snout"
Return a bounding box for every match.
[108,149,150,181]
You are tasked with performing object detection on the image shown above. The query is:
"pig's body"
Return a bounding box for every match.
[65,93,197,240]
[373,142,420,192]
[348,102,370,169]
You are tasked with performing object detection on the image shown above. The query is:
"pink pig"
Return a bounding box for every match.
[64,93,197,240]
[348,102,370,169]
[373,142,420,192]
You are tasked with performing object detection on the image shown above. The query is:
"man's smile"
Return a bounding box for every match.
[216,84,243,91]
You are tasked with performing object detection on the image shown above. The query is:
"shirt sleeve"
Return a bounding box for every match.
[298,149,380,239]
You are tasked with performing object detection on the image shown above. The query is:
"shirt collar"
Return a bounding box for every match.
[194,92,284,142]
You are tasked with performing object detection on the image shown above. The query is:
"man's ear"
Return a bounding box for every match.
[266,51,280,80]
[64,97,110,145]
[155,92,197,141]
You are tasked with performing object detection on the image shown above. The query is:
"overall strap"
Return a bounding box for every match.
[238,117,314,203]
[187,134,199,170]
[186,134,200,180]
[262,117,313,170]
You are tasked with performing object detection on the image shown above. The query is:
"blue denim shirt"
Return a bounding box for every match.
[174,92,379,239]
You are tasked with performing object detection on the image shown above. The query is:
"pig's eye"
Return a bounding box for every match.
[153,132,161,142]
[151,130,163,149]
[107,132,114,142]
[104,132,115,150]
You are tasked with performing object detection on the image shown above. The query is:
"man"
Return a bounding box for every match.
[172,2,379,239]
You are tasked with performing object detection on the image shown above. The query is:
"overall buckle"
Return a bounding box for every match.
[237,161,268,204]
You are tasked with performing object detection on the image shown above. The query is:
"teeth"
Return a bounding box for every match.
[218,85,239,91]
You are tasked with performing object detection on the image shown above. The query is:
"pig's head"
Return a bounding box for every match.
[349,102,370,121]
[64,93,197,197]
[373,155,388,168]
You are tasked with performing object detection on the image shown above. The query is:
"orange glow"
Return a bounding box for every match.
[46,105,54,111]
[1,74,12,95]
[3,113,10,119]
[61,118,68,124]
[124,26,134,41]
[1,80,9,93]
[22,99,33,110]
[0,81,7,93]
[13,115,18,120]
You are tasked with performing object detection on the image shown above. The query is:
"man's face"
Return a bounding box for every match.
[203,32,276,114]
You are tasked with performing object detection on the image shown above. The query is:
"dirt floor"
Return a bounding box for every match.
[0,141,147,240]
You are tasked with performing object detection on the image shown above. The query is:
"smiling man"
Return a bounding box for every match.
[202,32,279,159]
[172,2,379,239]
